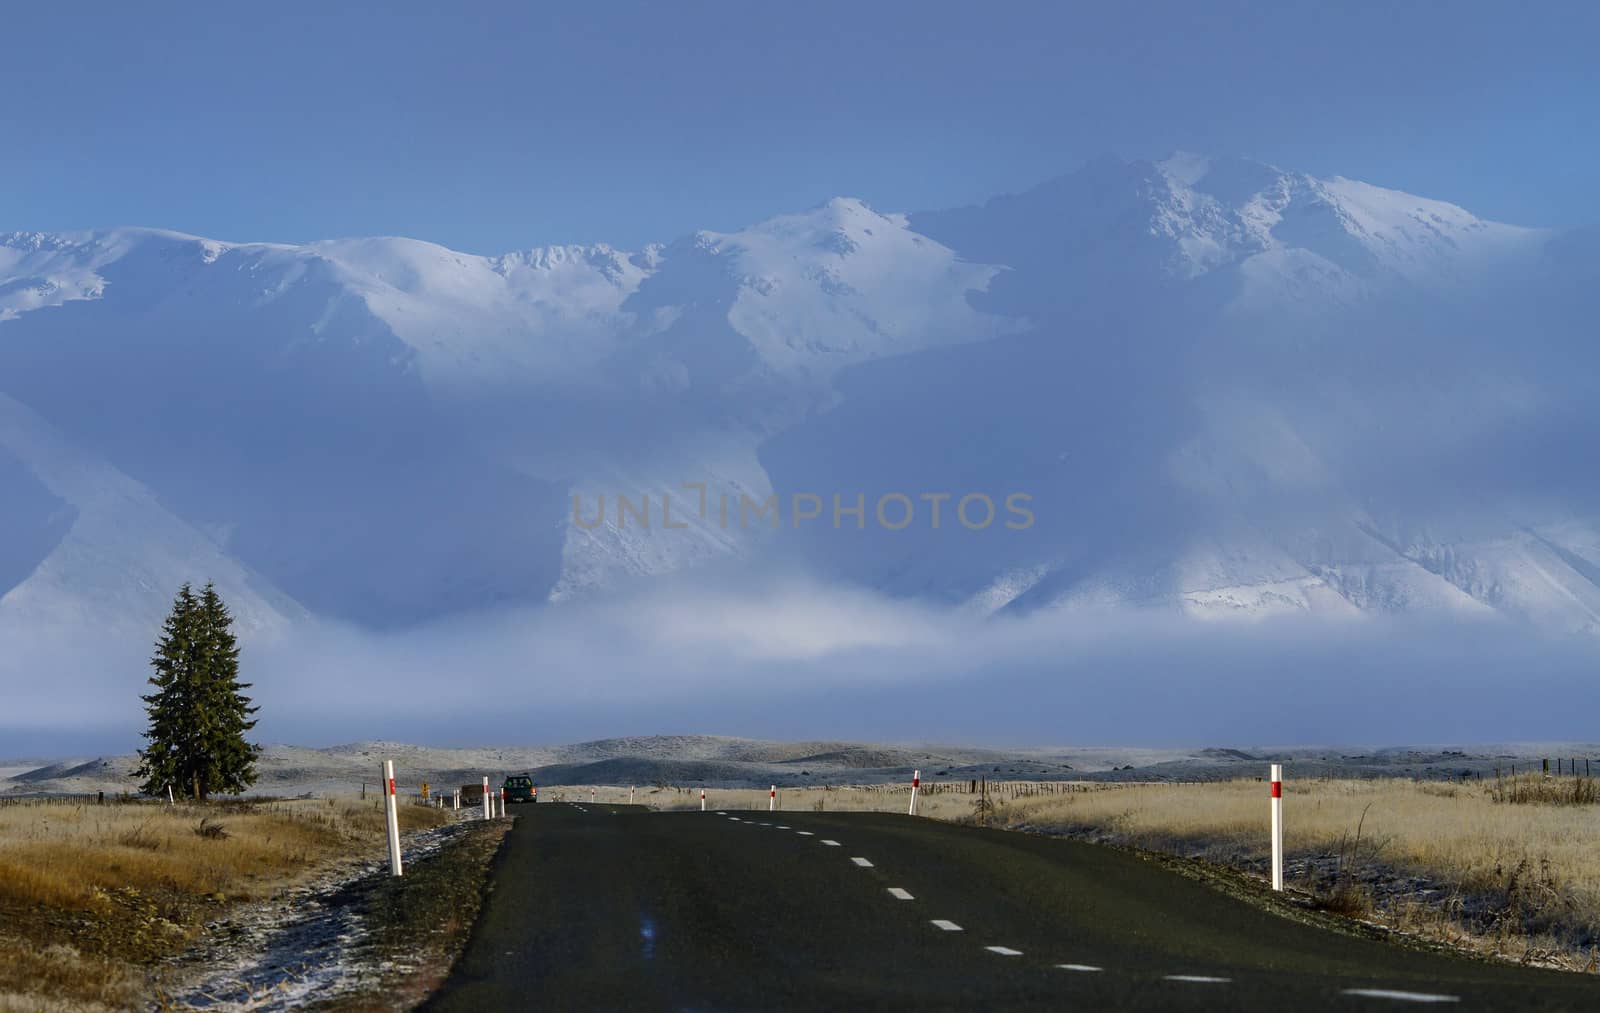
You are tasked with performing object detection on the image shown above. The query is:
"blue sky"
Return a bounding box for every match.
[3,1,1596,252]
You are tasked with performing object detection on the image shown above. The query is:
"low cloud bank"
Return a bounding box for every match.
[7,572,1600,755]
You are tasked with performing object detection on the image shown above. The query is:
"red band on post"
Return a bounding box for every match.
[388,778,396,796]
[1271,781,1281,798]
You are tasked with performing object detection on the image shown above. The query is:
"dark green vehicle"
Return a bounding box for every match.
[503,774,536,804]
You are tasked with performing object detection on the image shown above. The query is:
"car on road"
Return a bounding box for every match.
[503,774,536,803]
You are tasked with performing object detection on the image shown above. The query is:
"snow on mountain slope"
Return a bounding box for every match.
[1163,153,1544,281]
[913,153,1547,326]
[548,433,779,601]
[1,154,1595,644]
[680,197,1017,382]
[1376,525,1600,635]
[0,393,305,640]
[0,232,114,320]
[311,237,655,387]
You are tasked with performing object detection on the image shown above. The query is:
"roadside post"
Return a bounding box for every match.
[908,769,921,816]
[382,760,403,877]
[1270,763,1284,892]
[630,785,635,804]
[591,787,597,803]
[769,785,776,812]
[482,776,491,820]
[499,787,507,818]
[701,788,707,811]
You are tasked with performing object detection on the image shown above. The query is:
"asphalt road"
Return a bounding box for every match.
[427,803,1598,1011]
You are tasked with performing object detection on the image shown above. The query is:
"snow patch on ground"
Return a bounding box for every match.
[167,818,472,1010]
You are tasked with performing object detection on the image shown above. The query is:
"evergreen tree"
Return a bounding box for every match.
[194,583,261,795]
[134,583,260,799]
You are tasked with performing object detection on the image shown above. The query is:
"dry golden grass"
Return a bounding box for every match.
[0,797,449,1009]
[975,777,1600,968]
[0,939,144,1012]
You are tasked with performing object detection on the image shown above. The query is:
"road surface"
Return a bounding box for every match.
[427,803,1597,1011]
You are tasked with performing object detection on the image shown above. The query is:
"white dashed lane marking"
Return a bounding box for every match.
[712,813,1295,990]
[1342,990,1460,1004]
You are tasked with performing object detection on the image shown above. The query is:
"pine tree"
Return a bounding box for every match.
[194,583,261,795]
[133,583,260,799]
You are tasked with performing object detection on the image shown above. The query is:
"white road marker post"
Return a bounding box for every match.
[482,776,491,821]
[769,785,777,812]
[629,785,635,804]
[166,784,174,805]
[382,760,403,877]
[700,788,707,811]
[499,788,506,818]
[908,769,921,816]
[591,787,597,803]
[1270,763,1284,892]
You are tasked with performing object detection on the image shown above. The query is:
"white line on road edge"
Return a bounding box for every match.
[716,811,726,815]
[796,831,814,836]
[1165,975,1231,983]
[850,857,875,867]
[1341,990,1460,1004]
[985,946,1023,956]
[821,839,841,846]
[1056,964,1103,972]
[887,888,914,900]
[776,825,790,829]
[930,920,963,931]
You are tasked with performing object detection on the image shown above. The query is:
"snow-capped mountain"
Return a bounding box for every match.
[3,153,1598,655]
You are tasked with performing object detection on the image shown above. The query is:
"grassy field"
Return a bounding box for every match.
[583,776,1600,971]
[0,797,451,1011]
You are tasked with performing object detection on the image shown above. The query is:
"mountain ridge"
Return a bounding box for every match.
[3,153,1598,683]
